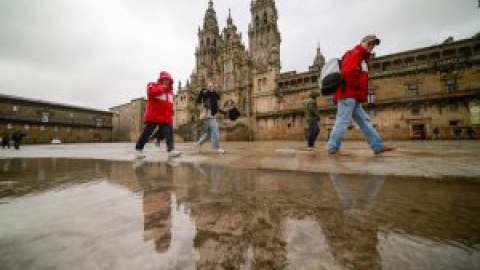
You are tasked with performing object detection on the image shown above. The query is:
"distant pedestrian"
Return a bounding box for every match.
[1,133,10,149]
[135,71,181,159]
[305,91,320,151]
[11,130,26,150]
[195,82,226,154]
[432,127,440,140]
[453,127,462,140]
[326,34,395,155]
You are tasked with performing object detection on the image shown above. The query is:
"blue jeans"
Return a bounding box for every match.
[326,98,384,153]
[330,171,384,210]
[197,118,221,149]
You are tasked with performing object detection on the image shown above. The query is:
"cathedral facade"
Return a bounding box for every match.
[171,0,480,141]
[174,0,287,141]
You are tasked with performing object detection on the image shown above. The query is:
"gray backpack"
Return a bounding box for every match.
[318,58,343,96]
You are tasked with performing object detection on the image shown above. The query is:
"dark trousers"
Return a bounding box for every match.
[136,122,174,152]
[13,140,21,150]
[307,119,319,147]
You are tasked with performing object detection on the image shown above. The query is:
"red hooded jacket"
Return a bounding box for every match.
[144,71,174,124]
[333,45,371,103]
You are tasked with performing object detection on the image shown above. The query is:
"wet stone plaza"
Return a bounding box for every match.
[1,141,480,270]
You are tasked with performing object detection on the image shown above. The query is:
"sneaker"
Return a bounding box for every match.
[168,149,181,158]
[307,147,314,151]
[135,150,146,159]
[217,148,226,154]
[374,146,396,155]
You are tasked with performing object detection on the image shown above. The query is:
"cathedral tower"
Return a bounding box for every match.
[248,0,282,117]
[219,10,250,112]
[248,0,281,72]
[195,0,221,85]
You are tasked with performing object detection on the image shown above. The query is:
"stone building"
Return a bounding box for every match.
[109,98,146,142]
[0,94,113,144]
[364,36,480,140]
[173,0,480,141]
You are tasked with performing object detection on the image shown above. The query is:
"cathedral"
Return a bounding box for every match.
[174,0,323,141]
[172,0,480,141]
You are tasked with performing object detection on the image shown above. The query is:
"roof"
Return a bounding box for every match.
[0,93,113,114]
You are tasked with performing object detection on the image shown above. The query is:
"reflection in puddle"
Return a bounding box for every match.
[0,158,479,270]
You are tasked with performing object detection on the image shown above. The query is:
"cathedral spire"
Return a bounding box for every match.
[203,0,219,32]
[313,43,325,66]
[309,43,325,72]
[227,8,233,26]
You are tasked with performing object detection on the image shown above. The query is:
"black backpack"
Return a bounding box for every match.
[318,58,343,96]
[227,107,240,121]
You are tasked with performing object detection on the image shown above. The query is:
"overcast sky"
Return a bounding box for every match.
[1,0,479,110]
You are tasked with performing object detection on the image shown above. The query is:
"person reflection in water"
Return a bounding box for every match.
[134,162,173,253]
[194,163,220,195]
[327,162,385,270]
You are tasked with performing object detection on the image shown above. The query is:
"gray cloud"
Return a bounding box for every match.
[0,0,478,110]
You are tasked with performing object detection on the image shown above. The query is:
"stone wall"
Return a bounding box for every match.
[110,98,146,142]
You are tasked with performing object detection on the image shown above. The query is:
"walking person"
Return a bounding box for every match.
[1,133,10,149]
[195,82,226,154]
[326,34,395,154]
[11,130,26,150]
[135,71,181,159]
[432,127,440,140]
[453,127,462,140]
[305,91,320,151]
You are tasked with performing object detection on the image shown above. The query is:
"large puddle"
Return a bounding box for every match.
[1,158,479,270]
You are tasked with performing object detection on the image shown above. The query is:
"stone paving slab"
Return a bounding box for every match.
[1,141,480,178]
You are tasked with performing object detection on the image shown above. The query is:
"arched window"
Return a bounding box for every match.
[224,100,235,109]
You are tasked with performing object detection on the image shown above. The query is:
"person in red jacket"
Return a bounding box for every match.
[326,35,395,155]
[135,71,180,158]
